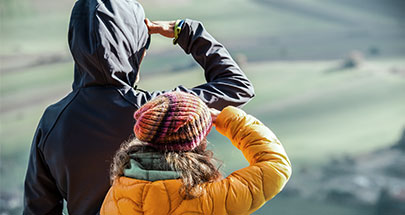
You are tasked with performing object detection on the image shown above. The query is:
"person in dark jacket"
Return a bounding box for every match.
[23,0,254,214]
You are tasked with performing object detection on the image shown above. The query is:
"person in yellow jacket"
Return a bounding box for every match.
[101,91,292,214]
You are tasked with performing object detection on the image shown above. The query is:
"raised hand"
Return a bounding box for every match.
[145,18,176,38]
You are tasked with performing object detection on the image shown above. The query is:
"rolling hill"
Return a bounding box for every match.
[0,0,404,214]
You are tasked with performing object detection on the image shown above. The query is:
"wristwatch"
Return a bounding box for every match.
[173,19,185,45]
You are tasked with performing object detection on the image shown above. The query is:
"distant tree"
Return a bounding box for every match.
[368,46,380,56]
[393,128,405,152]
[326,189,356,205]
[322,155,355,179]
[390,67,405,77]
[342,50,364,69]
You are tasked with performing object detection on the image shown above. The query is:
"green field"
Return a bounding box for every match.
[1,0,404,214]
[2,58,404,213]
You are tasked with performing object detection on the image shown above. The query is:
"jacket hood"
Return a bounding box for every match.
[68,0,149,90]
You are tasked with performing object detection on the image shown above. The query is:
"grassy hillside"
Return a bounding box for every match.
[140,58,405,171]
[1,0,404,214]
[1,58,404,213]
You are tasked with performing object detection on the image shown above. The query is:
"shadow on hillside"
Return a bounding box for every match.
[279,128,405,215]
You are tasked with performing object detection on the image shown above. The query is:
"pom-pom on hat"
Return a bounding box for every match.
[133,92,212,151]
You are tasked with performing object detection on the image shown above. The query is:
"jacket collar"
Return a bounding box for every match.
[124,152,181,181]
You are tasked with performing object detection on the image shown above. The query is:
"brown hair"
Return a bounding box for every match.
[110,138,222,199]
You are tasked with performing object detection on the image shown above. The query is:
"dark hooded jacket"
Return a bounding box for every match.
[23,0,254,214]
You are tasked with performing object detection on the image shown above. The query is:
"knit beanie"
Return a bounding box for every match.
[133,92,212,151]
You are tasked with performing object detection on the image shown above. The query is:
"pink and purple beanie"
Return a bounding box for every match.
[133,92,212,151]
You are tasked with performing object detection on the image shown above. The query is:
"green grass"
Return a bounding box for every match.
[240,60,405,167]
[0,62,72,94]
[137,59,405,171]
[1,11,71,55]
[1,0,405,214]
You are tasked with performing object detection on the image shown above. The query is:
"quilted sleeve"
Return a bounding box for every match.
[214,106,292,214]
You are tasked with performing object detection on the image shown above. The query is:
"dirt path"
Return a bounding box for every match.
[0,52,71,75]
[254,0,358,26]
[0,86,70,114]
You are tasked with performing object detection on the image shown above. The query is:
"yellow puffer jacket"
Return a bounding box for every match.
[101,106,292,215]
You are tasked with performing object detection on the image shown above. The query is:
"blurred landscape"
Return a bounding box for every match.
[1,0,404,214]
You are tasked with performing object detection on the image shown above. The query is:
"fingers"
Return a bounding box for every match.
[144,18,160,34]
[209,108,221,124]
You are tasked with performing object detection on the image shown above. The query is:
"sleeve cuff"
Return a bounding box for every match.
[173,19,185,45]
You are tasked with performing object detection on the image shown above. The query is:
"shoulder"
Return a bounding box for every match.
[36,90,80,149]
